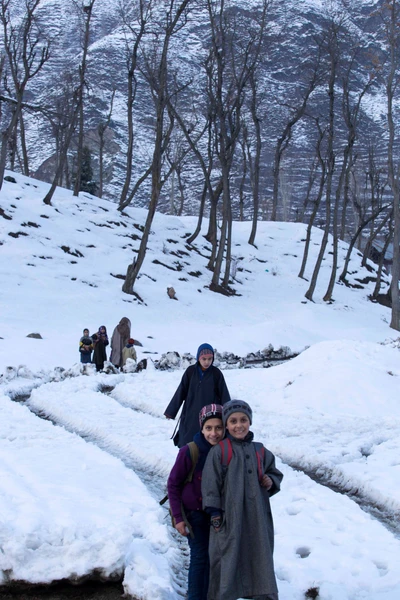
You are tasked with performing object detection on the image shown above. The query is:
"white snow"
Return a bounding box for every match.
[1,171,400,600]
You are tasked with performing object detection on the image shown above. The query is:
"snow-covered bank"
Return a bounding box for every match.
[0,394,178,597]
[3,339,396,600]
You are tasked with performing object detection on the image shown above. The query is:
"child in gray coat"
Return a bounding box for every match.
[201,399,283,600]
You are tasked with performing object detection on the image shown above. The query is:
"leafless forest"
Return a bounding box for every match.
[1,0,400,327]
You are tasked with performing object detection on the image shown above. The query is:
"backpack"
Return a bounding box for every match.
[219,438,265,481]
[160,438,265,534]
[159,441,199,538]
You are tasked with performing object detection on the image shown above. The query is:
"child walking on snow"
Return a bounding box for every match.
[164,343,230,447]
[201,399,283,600]
[167,404,224,600]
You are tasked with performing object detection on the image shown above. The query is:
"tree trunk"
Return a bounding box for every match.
[19,113,29,175]
[372,223,393,298]
[386,1,400,331]
[305,46,336,302]
[298,129,326,280]
[339,207,391,283]
[73,0,96,197]
[248,74,262,246]
[122,0,191,294]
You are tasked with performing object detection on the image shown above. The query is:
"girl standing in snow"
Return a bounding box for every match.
[164,343,230,448]
[202,399,283,600]
[167,404,224,600]
[92,325,109,371]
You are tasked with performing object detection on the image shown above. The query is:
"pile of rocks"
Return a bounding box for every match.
[153,344,299,371]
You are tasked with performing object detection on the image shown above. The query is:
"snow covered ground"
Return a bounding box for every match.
[1,172,400,600]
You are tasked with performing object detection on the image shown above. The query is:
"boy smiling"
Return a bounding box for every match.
[202,399,283,600]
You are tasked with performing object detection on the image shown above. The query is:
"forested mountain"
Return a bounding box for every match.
[1,0,400,314]
[0,0,393,215]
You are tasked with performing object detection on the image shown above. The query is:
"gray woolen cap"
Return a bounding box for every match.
[222,399,252,426]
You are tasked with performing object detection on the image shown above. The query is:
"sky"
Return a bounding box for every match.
[0,171,400,600]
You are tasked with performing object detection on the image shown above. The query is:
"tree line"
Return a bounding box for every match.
[1,0,400,329]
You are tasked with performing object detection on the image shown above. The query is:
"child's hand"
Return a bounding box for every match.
[211,515,222,531]
[175,521,188,536]
[260,474,273,490]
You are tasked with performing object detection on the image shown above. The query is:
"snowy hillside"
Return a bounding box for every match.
[0,170,393,371]
[1,172,400,600]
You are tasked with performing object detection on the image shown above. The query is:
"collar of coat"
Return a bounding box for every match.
[226,431,254,444]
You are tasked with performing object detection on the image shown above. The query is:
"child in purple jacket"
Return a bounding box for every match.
[167,404,224,600]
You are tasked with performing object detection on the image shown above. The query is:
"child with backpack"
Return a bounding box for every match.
[79,328,93,364]
[167,404,224,600]
[202,399,283,600]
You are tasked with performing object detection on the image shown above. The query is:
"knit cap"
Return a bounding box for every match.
[199,404,223,429]
[222,399,252,426]
[197,343,214,360]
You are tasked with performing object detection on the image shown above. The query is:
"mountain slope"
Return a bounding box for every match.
[0,170,394,372]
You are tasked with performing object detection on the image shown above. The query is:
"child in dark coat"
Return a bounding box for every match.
[164,343,230,448]
[167,404,224,600]
[202,399,283,600]
[92,325,109,372]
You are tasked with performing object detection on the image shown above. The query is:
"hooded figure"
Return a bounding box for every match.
[122,338,137,366]
[110,317,131,368]
[164,343,231,448]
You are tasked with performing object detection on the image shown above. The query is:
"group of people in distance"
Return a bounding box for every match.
[165,343,283,600]
[78,317,136,371]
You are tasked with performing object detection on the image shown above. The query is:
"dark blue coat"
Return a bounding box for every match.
[164,363,230,448]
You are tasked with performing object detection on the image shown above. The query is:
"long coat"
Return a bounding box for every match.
[201,433,283,600]
[164,364,230,448]
[110,318,131,367]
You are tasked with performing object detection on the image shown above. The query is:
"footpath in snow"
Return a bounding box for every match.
[0,339,399,600]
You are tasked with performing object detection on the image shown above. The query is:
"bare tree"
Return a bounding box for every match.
[271,54,321,222]
[43,73,80,205]
[360,143,388,267]
[97,89,115,198]
[323,31,375,302]
[122,0,191,295]
[380,0,400,330]
[371,215,393,299]
[305,21,338,302]
[298,118,327,279]
[118,0,151,210]
[0,0,50,188]
[72,0,96,197]
[205,0,269,292]
[339,204,391,283]
[246,72,262,245]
